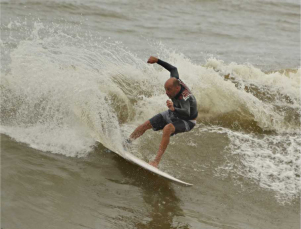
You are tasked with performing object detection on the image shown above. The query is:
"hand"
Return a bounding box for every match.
[166,100,175,111]
[147,56,158,64]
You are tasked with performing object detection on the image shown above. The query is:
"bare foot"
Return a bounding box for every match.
[149,160,159,168]
[122,138,132,150]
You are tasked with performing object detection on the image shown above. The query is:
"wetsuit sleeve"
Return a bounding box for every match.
[174,99,190,118]
[157,59,179,79]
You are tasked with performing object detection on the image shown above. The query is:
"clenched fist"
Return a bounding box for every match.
[166,100,175,111]
[147,56,158,64]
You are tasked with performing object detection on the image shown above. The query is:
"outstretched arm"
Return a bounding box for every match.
[147,56,179,79]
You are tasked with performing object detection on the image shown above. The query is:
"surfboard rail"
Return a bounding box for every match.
[96,140,192,186]
[120,150,193,186]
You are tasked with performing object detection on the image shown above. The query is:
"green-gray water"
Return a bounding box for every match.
[1,0,300,228]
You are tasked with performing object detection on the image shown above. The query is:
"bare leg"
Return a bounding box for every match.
[149,123,175,168]
[129,120,152,141]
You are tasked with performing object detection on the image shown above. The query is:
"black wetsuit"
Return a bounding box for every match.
[157,59,198,121]
[149,59,198,135]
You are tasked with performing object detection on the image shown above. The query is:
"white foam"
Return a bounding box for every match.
[1,21,300,159]
[205,58,300,104]
[200,126,301,204]
[1,125,94,157]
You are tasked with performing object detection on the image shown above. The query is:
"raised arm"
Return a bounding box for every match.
[147,56,179,79]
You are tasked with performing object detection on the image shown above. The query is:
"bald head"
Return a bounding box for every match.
[165,78,180,88]
[164,78,181,98]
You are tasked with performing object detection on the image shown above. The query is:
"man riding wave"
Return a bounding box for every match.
[126,56,198,168]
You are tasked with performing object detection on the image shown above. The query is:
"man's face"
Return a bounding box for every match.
[165,84,179,99]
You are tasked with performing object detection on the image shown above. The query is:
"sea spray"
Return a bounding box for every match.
[1,22,300,203]
[198,126,300,204]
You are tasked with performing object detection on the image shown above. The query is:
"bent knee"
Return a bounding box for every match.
[163,123,175,135]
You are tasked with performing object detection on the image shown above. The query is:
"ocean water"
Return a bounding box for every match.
[1,0,300,228]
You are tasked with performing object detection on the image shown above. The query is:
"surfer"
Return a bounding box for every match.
[126,56,198,168]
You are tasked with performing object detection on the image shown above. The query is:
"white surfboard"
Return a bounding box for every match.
[97,141,192,186]
[73,105,192,185]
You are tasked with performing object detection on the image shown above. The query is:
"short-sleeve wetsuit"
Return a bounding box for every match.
[149,59,198,135]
